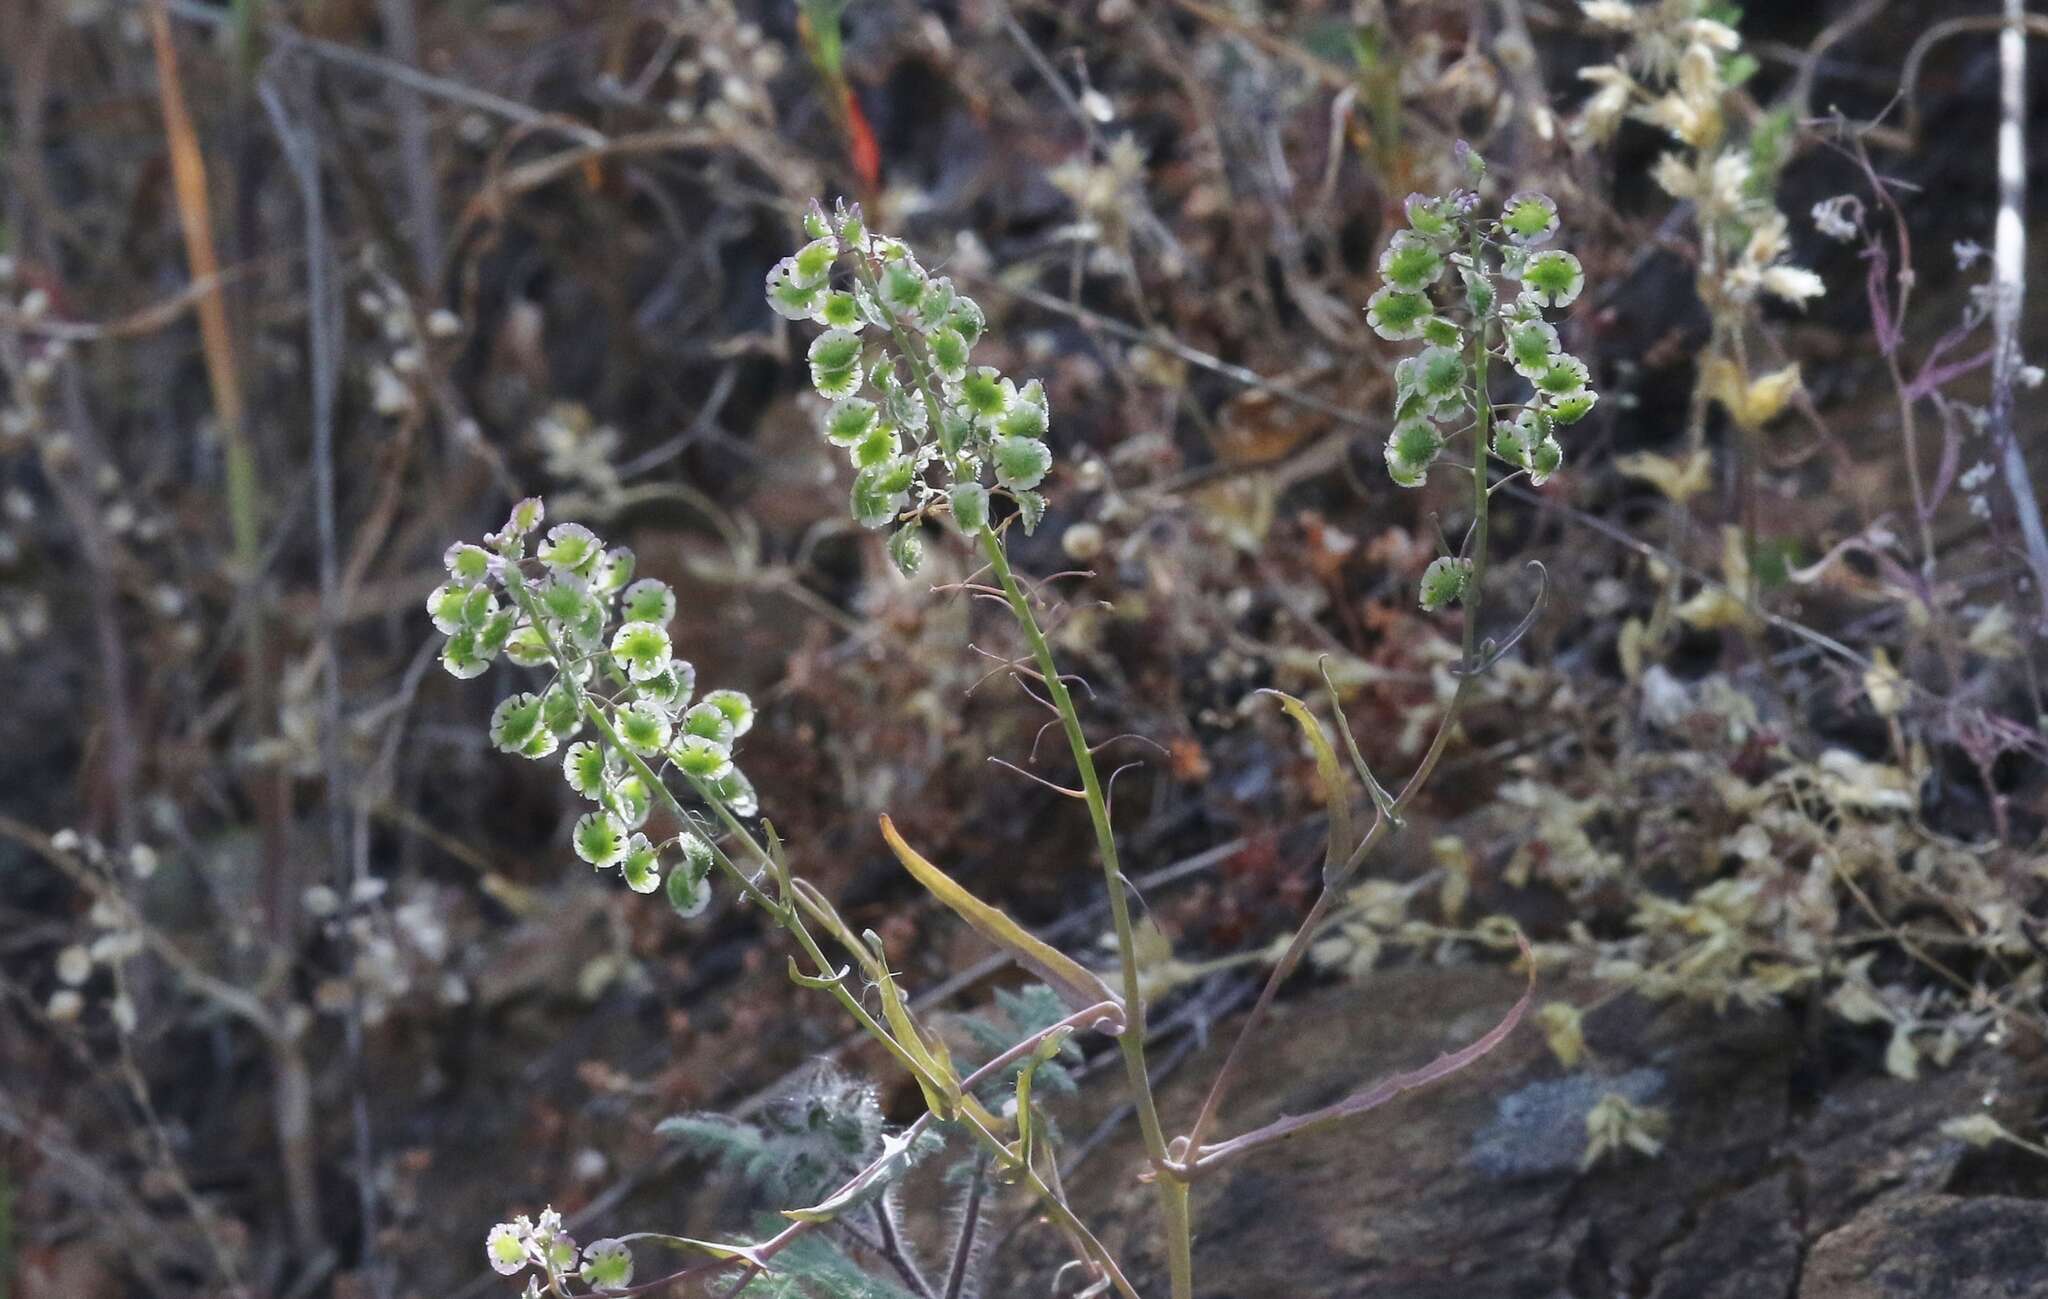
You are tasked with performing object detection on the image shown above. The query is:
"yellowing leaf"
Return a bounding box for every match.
[1677,526,1761,632]
[1885,1022,1920,1080]
[878,816,1124,1022]
[1432,835,1471,922]
[1615,449,1712,503]
[1618,616,1648,683]
[1536,1001,1587,1068]
[1260,689,1354,882]
[1966,604,2022,660]
[1863,648,1904,718]
[1676,587,1756,631]
[1704,356,1802,432]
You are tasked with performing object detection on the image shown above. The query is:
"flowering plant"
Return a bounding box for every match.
[439,196,1544,1299]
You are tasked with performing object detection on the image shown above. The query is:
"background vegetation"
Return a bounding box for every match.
[1,1,2044,1297]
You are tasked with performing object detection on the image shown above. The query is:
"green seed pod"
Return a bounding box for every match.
[937,406,976,457]
[426,581,471,634]
[620,578,676,626]
[580,1239,636,1289]
[851,462,910,529]
[1379,230,1448,292]
[1418,555,1474,612]
[947,296,987,346]
[993,435,1053,491]
[503,623,550,668]
[607,773,653,830]
[1419,317,1464,349]
[888,524,925,577]
[1518,250,1585,308]
[616,700,673,755]
[1365,286,1432,341]
[766,257,822,320]
[1493,418,1535,471]
[957,368,1014,425]
[455,584,497,629]
[879,261,926,317]
[593,546,635,595]
[816,290,864,331]
[791,238,838,285]
[639,657,696,711]
[477,607,518,659]
[573,810,628,867]
[444,541,494,583]
[703,688,756,738]
[540,681,583,740]
[802,201,832,240]
[1507,320,1561,379]
[610,621,673,682]
[494,497,545,549]
[1500,191,1560,245]
[812,365,861,399]
[1389,417,1444,469]
[824,397,880,448]
[1547,388,1599,424]
[916,277,959,332]
[666,837,713,918]
[928,326,970,382]
[712,765,758,818]
[880,370,929,435]
[1534,354,1590,398]
[1414,345,1469,408]
[440,627,492,679]
[852,423,901,470]
[950,481,990,533]
[540,576,597,628]
[563,741,614,799]
[1404,193,1457,242]
[997,396,1048,441]
[1462,266,1496,317]
[489,692,546,754]
[671,734,734,782]
[807,327,864,380]
[538,523,601,577]
[618,837,662,896]
[1384,444,1429,489]
[681,701,736,747]
[1013,488,1047,535]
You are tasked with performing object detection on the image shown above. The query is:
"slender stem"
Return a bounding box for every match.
[976,526,1192,1299]
[1179,256,1497,1167]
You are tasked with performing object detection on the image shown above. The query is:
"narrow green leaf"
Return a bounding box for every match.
[879,816,1124,1021]
[1258,689,1354,881]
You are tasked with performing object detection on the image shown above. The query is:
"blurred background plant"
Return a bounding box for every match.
[1,1,2045,1297]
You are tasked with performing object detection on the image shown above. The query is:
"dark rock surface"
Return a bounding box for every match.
[1799,1195,2048,1299]
[1021,966,2043,1298]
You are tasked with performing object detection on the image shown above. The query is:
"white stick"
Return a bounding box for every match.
[1991,0,2048,623]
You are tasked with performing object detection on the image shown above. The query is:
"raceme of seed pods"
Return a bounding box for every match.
[1363,145,1599,612]
[767,199,1053,575]
[427,497,744,917]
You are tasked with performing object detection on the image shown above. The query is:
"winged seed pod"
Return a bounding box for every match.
[426,498,765,908]
[1365,156,1597,606]
[765,199,1055,574]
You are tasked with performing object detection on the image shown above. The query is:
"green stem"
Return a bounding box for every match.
[1463,234,1494,668]
[977,527,1192,1299]
[1179,242,1498,1169]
